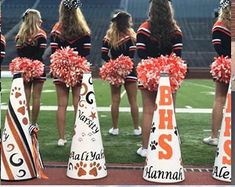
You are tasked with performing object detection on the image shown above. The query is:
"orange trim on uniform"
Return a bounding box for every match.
[137,30,150,37]
[175,30,183,36]
[139,21,150,31]
[125,78,137,83]
[213,42,221,45]
[137,21,151,37]
[212,21,231,36]
[35,29,47,40]
[68,36,82,44]
[173,47,183,50]
[117,36,131,45]
[137,46,146,50]
[213,28,231,36]
[129,47,136,51]
[51,22,61,36]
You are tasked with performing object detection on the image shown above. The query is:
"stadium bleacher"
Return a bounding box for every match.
[2,0,37,65]
[173,0,220,67]
[127,0,220,67]
[2,0,35,33]
[2,0,221,70]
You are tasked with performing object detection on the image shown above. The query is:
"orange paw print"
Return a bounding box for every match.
[17,100,28,125]
[11,87,22,99]
[74,161,87,177]
[89,162,102,177]
[17,100,26,115]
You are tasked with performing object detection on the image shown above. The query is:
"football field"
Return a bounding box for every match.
[1,78,217,165]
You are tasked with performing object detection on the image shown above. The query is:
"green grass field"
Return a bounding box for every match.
[1,78,217,165]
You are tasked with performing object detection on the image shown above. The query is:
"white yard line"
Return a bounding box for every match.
[2,71,12,78]
[0,105,212,113]
[200,91,215,95]
[100,115,107,118]
[42,90,56,93]
[203,130,211,132]
[1,89,10,93]
[203,129,220,132]
[1,89,55,93]
[185,82,214,90]
[185,106,192,109]
[120,90,126,98]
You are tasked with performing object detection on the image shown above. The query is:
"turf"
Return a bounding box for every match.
[1,78,217,165]
[1,78,215,107]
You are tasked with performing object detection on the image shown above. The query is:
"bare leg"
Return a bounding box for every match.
[110,85,121,129]
[31,81,44,125]
[124,81,139,129]
[211,82,228,138]
[55,84,69,140]
[141,89,157,149]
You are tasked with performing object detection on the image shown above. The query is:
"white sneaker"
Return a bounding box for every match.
[136,147,147,157]
[203,136,218,146]
[57,139,67,146]
[133,127,142,136]
[108,128,119,135]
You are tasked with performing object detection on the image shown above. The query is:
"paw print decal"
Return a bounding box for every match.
[17,100,28,125]
[74,161,87,177]
[151,126,156,133]
[11,87,22,99]
[150,140,158,150]
[89,162,102,177]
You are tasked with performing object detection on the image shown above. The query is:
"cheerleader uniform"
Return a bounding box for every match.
[212,21,231,58]
[16,29,47,82]
[136,21,183,89]
[101,35,137,82]
[50,23,91,84]
[0,34,6,64]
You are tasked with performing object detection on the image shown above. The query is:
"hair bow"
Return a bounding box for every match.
[63,0,82,10]
[22,9,30,21]
[219,0,231,9]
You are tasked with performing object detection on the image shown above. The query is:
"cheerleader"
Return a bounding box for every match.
[101,11,140,136]
[136,0,183,157]
[50,0,91,146]
[16,9,47,128]
[0,34,6,64]
[203,0,231,146]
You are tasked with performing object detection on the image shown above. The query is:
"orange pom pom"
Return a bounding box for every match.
[210,56,231,84]
[137,53,187,92]
[9,57,44,82]
[50,47,90,87]
[99,55,133,87]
